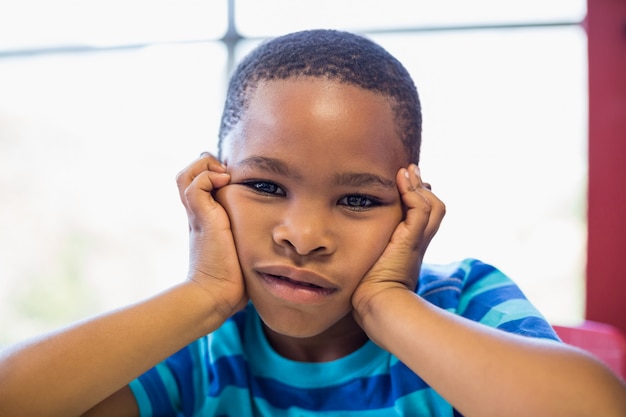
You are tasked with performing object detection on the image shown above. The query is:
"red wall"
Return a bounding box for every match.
[586,0,626,335]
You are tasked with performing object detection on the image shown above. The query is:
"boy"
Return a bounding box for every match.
[0,29,624,417]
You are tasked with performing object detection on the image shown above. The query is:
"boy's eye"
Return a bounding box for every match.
[338,195,379,210]
[244,181,286,196]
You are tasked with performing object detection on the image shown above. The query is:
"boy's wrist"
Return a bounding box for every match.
[183,276,246,330]
[353,286,419,346]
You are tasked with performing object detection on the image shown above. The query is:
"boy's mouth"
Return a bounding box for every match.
[256,266,338,303]
[270,274,325,289]
[261,273,336,296]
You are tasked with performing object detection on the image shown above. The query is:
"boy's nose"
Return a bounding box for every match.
[272,205,335,256]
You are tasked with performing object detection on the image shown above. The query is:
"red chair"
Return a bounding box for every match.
[552,320,626,379]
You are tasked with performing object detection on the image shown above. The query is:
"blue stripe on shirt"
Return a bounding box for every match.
[205,355,429,411]
[462,260,499,288]
[460,284,526,322]
[166,346,196,414]
[497,316,559,340]
[138,367,179,416]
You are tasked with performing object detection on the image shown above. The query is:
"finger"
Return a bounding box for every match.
[399,168,431,221]
[409,165,445,247]
[397,165,445,250]
[184,170,230,225]
[176,153,227,204]
[395,167,430,241]
[198,151,228,172]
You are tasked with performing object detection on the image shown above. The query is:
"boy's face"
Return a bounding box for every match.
[216,78,408,340]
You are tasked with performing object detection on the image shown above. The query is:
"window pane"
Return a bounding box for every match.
[371,27,587,324]
[236,0,586,37]
[0,1,227,51]
[0,42,227,345]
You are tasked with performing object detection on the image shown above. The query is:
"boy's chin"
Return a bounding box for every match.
[259,312,330,339]
[256,305,359,339]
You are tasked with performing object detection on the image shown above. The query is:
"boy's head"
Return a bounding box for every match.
[217,29,422,164]
[214,30,420,342]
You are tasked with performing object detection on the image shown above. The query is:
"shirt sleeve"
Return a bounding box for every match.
[129,337,209,417]
[419,258,560,341]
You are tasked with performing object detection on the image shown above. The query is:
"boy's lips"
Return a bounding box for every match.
[255,265,338,303]
[257,265,337,289]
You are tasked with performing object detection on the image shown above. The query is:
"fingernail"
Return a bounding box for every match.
[414,165,421,177]
[404,169,410,179]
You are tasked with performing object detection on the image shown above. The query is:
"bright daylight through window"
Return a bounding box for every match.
[0,0,587,347]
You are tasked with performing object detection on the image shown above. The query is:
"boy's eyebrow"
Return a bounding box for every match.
[233,156,299,178]
[334,172,396,190]
[233,156,396,189]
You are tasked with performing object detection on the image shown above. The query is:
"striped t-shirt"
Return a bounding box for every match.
[129,258,559,416]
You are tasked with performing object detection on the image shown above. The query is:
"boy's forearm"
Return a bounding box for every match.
[0,281,229,417]
[358,289,626,417]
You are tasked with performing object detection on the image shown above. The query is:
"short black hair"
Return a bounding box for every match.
[217,29,422,163]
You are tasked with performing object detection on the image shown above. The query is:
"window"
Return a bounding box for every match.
[0,1,586,347]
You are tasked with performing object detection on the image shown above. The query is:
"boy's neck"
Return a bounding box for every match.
[262,314,369,362]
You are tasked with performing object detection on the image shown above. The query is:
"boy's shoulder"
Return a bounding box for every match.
[419,258,558,340]
[418,258,506,297]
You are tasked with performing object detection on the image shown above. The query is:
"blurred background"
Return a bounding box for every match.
[0,0,588,347]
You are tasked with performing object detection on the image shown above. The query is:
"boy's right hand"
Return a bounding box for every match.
[176,153,248,321]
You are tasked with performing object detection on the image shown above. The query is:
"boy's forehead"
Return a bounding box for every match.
[222,78,409,168]
[241,78,395,127]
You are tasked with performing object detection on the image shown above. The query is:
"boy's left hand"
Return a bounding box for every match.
[352,164,445,325]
